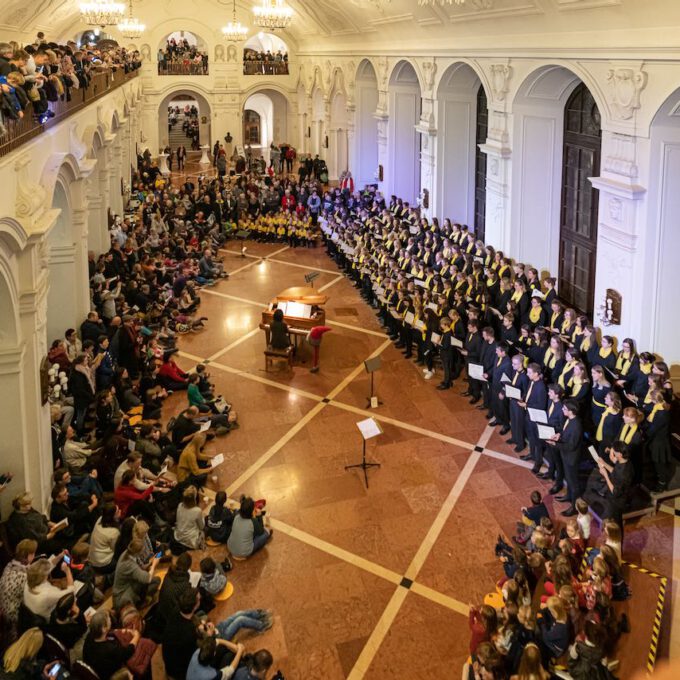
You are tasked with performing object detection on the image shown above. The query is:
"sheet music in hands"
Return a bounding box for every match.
[468,363,486,381]
[357,417,383,440]
[528,408,548,424]
[504,385,522,400]
[588,445,602,463]
[210,453,225,468]
[404,311,415,326]
[537,424,556,440]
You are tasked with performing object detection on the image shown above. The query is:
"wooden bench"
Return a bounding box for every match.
[264,346,294,371]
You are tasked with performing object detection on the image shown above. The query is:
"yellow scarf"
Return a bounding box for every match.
[596,407,617,442]
[640,363,652,375]
[550,312,560,327]
[511,290,522,303]
[599,347,612,359]
[486,277,495,287]
[619,423,638,444]
[570,378,583,397]
[543,348,556,369]
[529,307,542,323]
[548,401,555,417]
[561,319,572,334]
[558,360,576,389]
[512,370,523,386]
[525,380,535,401]
[647,402,665,422]
[581,336,591,352]
[615,351,633,375]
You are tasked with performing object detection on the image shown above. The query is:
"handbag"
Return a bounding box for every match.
[112,630,157,678]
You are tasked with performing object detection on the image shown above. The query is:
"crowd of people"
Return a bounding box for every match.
[0,156,294,679]
[465,489,630,680]
[158,39,208,75]
[322,185,675,521]
[0,35,140,133]
[242,49,288,76]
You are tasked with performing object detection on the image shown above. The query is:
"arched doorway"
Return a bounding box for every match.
[158,89,212,153]
[511,66,605,282]
[643,86,680,360]
[558,83,601,316]
[241,89,288,161]
[474,85,488,241]
[387,61,422,205]
[435,63,487,232]
[244,110,262,145]
[354,60,379,188]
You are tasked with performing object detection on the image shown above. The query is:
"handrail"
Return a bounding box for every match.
[158,63,209,76]
[0,68,139,159]
[243,61,289,76]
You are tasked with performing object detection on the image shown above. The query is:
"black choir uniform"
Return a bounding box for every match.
[508,369,529,450]
[490,355,513,429]
[553,415,584,508]
[542,399,566,481]
[523,378,548,464]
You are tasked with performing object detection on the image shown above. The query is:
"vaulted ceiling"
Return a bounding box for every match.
[1,0,679,54]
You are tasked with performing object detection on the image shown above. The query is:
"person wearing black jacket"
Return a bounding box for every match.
[436,318,454,390]
[462,320,483,403]
[508,354,529,446]
[479,327,498,414]
[80,311,105,344]
[547,399,583,516]
[489,341,512,429]
[520,363,548,460]
[644,390,673,492]
[69,354,95,434]
[538,385,566,481]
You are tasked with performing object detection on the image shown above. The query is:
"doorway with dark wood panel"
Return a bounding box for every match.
[559,82,601,316]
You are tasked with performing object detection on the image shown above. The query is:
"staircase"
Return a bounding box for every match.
[168,113,192,150]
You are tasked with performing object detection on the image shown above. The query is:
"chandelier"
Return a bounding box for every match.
[117,1,145,39]
[252,0,293,30]
[222,0,248,42]
[80,0,126,28]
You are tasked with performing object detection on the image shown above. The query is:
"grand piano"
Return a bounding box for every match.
[260,286,329,346]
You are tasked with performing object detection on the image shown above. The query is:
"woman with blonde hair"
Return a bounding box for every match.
[538,596,570,665]
[173,485,205,551]
[2,628,44,677]
[0,539,38,642]
[23,558,74,621]
[176,432,211,486]
[511,642,550,680]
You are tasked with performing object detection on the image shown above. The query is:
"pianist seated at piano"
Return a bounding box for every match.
[270,309,292,350]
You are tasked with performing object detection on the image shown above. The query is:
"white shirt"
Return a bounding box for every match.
[23,581,74,620]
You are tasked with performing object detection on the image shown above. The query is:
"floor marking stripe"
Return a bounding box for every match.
[317,275,345,293]
[269,518,403,586]
[207,328,262,362]
[326,318,388,338]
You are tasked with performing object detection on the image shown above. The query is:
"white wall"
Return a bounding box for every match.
[387,87,420,204]
[355,76,379,187]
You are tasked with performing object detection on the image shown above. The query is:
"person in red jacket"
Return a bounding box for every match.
[114,470,155,521]
[158,352,189,390]
[281,189,296,212]
[307,326,332,373]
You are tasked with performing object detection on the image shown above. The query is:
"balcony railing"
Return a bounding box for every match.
[0,68,139,159]
[243,61,289,76]
[158,63,209,76]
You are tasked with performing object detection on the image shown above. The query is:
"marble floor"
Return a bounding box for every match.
[156,237,680,679]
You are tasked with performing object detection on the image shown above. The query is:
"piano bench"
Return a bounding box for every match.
[264,346,294,372]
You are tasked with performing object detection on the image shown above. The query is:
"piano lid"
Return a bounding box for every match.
[273,286,329,306]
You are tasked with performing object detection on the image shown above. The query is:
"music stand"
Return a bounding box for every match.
[345,417,382,488]
[364,355,382,408]
[304,271,320,287]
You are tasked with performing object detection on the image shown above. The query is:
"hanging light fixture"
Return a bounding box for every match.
[252,0,293,31]
[117,0,145,39]
[80,0,126,28]
[222,0,248,42]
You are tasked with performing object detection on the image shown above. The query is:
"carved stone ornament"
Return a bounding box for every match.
[490,63,512,102]
[606,67,647,121]
[377,56,389,90]
[70,122,87,161]
[608,197,623,223]
[214,44,225,63]
[14,156,46,221]
[421,60,437,96]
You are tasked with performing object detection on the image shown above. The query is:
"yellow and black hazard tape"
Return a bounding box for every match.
[621,560,668,675]
[577,548,667,675]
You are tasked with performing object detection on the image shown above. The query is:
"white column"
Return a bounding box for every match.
[589,130,646,341]
[480,107,512,252]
